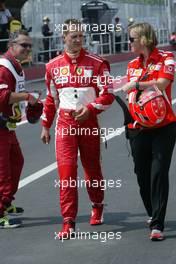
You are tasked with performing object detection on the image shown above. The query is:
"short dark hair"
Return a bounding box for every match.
[62,18,82,35]
[8,29,29,46]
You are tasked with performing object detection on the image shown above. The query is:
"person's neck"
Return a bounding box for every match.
[142,48,151,67]
[66,49,80,59]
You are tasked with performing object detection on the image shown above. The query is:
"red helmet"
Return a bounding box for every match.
[26,101,43,124]
[129,86,166,127]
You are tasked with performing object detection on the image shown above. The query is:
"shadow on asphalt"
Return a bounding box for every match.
[17,212,133,228]
[17,212,176,233]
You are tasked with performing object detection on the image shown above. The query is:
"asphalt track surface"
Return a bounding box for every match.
[1,61,176,264]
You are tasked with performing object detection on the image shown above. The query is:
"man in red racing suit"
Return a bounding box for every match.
[0,30,38,228]
[41,19,115,239]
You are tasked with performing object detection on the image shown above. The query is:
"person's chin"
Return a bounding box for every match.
[73,46,81,51]
[19,55,28,61]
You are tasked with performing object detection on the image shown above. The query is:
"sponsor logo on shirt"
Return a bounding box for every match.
[18,81,25,91]
[133,69,143,76]
[55,76,68,84]
[129,77,138,82]
[52,66,70,77]
[76,67,84,76]
[155,63,162,71]
[149,65,156,71]
[60,66,70,76]
[164,65,174,74]
[128,68,134,75]
[128,68,142,77]
[52,67,60,76]
[84,66,93,78]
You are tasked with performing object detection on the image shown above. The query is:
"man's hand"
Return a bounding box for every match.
[41,127,51,144]
[27,91,42,106]
[74,106,90,123]
[9,91,41,105]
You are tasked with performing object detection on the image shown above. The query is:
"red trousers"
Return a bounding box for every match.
[0,130,24,216]
[55,111,104,221]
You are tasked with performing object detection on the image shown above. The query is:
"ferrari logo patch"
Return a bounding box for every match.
[76,67,84,75]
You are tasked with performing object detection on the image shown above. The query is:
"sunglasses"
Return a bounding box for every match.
[16,42,32,49]
[129,37,138,43]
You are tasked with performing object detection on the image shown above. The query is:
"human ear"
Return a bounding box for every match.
[140,36,147,46]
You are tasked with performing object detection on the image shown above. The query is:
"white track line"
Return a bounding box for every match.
[19,127,125,189]
[19,162,57,188]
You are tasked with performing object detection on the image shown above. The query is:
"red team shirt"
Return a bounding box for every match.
[127,48,176,128]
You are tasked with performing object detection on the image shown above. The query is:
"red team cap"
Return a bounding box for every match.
[26,101,43,124]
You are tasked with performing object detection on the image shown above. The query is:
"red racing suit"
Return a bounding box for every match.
[42,48,114,221]
[0,51,24,216]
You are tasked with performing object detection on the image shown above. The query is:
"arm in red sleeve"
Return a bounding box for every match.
[158,52,175,81]
[87,61,115,116]
[41,66,57,128]
[42,94,56,128]
[0,67,12,112]
[0,87,11,112]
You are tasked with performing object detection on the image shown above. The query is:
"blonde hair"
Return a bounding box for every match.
[129,22,158,50]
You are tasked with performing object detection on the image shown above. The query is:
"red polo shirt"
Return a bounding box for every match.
[127,48,176,128]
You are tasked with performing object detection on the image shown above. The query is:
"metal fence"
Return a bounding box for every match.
[0,28,170,64]
[29,28,171,64]
[21,0,176,36]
